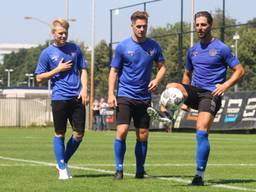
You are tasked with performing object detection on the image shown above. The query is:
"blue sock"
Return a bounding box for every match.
[114,138,126,171]
[64,136,82,163]
[196,130,210,173]
[53,136,66,169]
[135,140,148,174]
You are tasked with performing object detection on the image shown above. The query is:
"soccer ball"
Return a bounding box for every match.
[160,87,184,110]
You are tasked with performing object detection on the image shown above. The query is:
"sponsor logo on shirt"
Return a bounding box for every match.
[51,55,59,62]
[128,50,135,56]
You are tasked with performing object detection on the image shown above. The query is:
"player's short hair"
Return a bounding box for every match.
[130,11,149,23]
[194,11,213,25]
[51,18,69,33]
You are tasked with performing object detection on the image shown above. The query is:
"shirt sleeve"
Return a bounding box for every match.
[35,50,50,75]
[76,45,87,70]
[222,45,240,69]
[185,48,193,71]
[110,44,123,69]
[154,43,165,63]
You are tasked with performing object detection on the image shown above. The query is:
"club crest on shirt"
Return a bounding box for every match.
[71,52,76,57]
[128,50,135,56]
[209,48,217,56]
[147,48,156,56]
[192,51,199,56]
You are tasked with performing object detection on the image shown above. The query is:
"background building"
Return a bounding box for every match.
[0,43,38,64]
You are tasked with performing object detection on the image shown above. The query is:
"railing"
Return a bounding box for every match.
[0,97,52,127]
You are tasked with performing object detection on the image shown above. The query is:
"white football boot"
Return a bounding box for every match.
[66,164,72,179]
[56,164,70,180]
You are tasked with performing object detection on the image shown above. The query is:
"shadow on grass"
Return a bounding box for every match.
[208,179,256,185]
[148,176,256,187]
[73,173,193,181]
[151,175,192,178]
[73,173,113,178]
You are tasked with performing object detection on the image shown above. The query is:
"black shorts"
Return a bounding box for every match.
[116,97,151,129]
[182,84,222,116]
[51,97,86,133]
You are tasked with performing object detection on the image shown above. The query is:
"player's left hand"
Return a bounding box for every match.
[212,83,228,96]
[148,79,159,93]
[78,88,88,105]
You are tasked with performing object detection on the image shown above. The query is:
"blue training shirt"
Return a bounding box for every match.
[35,42,87,100]
[111,37,165,100]
[185,38,240,92]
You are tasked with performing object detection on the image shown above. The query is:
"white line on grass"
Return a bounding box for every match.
[2,161,256,167]
[0,163,49,167]
[2,162,256,168]
[0,156,256,192]
[212,184,256,191]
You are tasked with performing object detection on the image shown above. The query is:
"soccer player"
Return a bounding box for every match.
[108,11,167,179]
[35,18,88,180]
[148,11,245,185]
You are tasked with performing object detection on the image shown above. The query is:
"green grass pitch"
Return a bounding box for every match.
[0,127,256,192]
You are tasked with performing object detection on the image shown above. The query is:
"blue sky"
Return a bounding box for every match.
[0,0,255,46]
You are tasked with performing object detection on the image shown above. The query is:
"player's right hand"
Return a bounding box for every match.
[56,58,72,72]
[148,79,159,93]
[108,94,117,108]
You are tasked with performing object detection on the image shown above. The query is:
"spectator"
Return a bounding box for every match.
[93,99,101,131]
[99,98,108,130]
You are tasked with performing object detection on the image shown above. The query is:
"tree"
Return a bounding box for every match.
[237,26,256,90]
[93,40,110,98]
[1,10,255,92]
[148,22,191,89]
[0,44,47,87]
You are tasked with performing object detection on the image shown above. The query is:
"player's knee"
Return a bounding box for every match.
[196,126,209,131]
[137,129,148,141]
[73,131,84,141]
[116,131,127,140]
[137,135,148,142]
[116,126,129,140]
[196,120,210,131]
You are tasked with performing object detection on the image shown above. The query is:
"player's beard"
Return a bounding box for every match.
[134,32,146,42]
[197,26,211,40]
